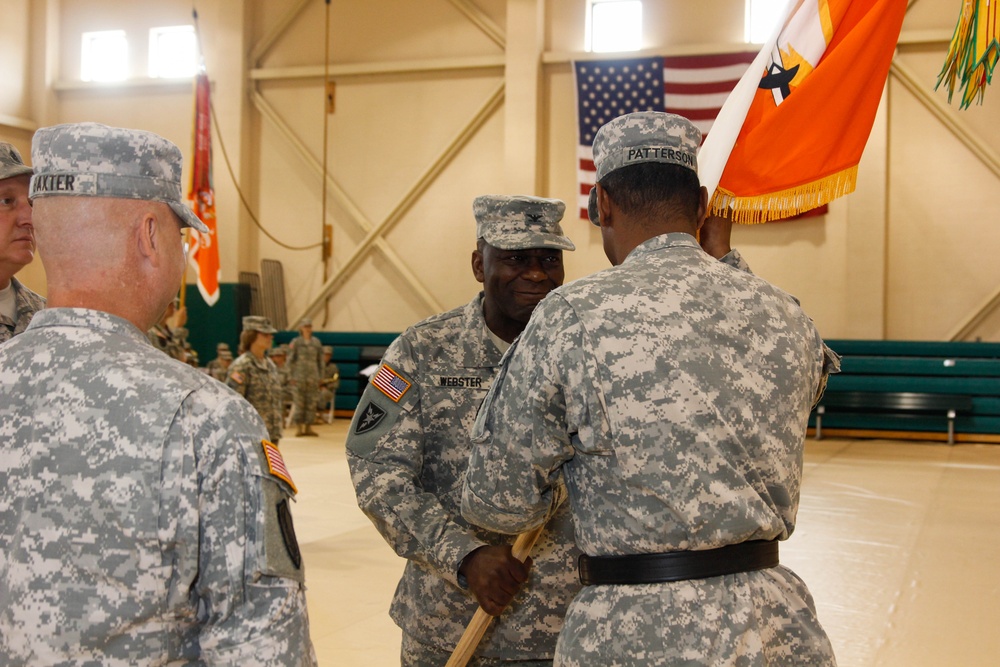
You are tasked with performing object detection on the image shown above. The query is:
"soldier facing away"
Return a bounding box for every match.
[0,122,315,665]
[463,112,840,667]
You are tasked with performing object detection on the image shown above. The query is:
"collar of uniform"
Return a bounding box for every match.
[622,232,700,265]
[25,307,152,346]
[465,293,505,369]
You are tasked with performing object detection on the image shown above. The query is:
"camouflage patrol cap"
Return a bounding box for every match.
[0,143,32,181]
[587,111,702,225]
[322,345,333,354]
[28,122,209,233]
[243,315,277,334]
[298,318,312,328]
[474,195,575,251]
[269,345,288,357]
[216,342,231,352]
[219,349,233,360]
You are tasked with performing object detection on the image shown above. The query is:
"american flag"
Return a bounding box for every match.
[372,364,411,402]
[262,440,297,493]
[575,52,758,220]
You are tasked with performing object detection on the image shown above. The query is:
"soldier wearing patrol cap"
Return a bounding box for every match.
[227,316,284,445]
[346,194,582,666]
[463,112,840,667]
[0,123,315,665]
[288,317,324,436]
[206,341,234,382]
[0,141,45,343]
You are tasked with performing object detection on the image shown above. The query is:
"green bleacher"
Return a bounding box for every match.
[810,340,1000,443]
[275,331,399,414]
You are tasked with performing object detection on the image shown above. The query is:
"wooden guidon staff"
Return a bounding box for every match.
[445,524,546,667]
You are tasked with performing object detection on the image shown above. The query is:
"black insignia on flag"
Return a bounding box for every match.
[355,402,387,435]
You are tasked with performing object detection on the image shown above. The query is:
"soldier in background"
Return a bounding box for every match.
[346,195,582,666]
[148,297,188,361]
[288,318,323,437]
[206,342,234,381]
[462,112,839,667]
[227,316,284,446]
[270,344,294,408]
[317,344,340,420]
[0,122,314,665]
[0,142,45,343]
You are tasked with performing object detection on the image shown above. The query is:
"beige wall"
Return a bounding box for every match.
[5,0,999,339]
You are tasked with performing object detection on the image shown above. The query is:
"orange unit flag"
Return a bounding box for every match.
[188,72,220,305]
[701,0,908,223]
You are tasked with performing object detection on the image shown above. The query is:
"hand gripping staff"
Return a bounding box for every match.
[445,524,546,667]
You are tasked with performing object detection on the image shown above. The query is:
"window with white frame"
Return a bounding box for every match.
[149,25,198,78]
[81,30,128,82]
[587,0,643,53]
[745,0,787,43]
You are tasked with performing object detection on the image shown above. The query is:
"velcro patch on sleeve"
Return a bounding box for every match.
[261,440,297,494]
[229,370,244,385]
[371,363,412,402]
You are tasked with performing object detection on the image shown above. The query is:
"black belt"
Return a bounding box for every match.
[578,540,779,586]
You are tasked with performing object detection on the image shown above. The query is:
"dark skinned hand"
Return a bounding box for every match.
[459,544,532,617]
[699,214,734,259]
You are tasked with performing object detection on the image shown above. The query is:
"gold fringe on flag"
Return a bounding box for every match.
[709,165,857,224]
[936,0,1000,109]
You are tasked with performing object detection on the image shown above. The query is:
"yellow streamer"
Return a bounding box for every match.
[709,165,857,224]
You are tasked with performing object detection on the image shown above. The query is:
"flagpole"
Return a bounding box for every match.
[320,0,332,327]
[445,525,545,667]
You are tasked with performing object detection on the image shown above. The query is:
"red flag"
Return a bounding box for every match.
[188,72,220,306]
[574,52,757,221]
[702,0,908,223]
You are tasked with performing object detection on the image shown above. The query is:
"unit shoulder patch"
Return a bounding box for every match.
[276,499,302,570]
[354,401,387,435]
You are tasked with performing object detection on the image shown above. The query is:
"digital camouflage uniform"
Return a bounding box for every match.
[0,277,45,344]
[318,356,340,414]
[289,334,324,425]
[147,322,188,361]
[463,232,839,667]
[275,354,294,405]
[347,294,581,664]
[206,357,230,382]
[0,308,315,666]
[228,350,284,445]
[206,345,233,382]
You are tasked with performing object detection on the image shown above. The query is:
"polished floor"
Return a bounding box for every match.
[280,420,1000,666]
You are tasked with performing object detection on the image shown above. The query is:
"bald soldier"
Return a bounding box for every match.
[463,112,839,666]
[0,142,44,343]
[346,195,582,666]
[0,123,315,665]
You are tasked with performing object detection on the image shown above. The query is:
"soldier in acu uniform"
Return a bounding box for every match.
[346,195,584,666]
[0,142,45,343]
[318,344,340,418]
[206,341,234,381]
[463,112,840,667]
[227,316,284,445]
[288,318,324,436]
[0,122,315,666]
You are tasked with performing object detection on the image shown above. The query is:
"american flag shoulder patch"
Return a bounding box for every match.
[261,440,297,494]
[371,363,412,402]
